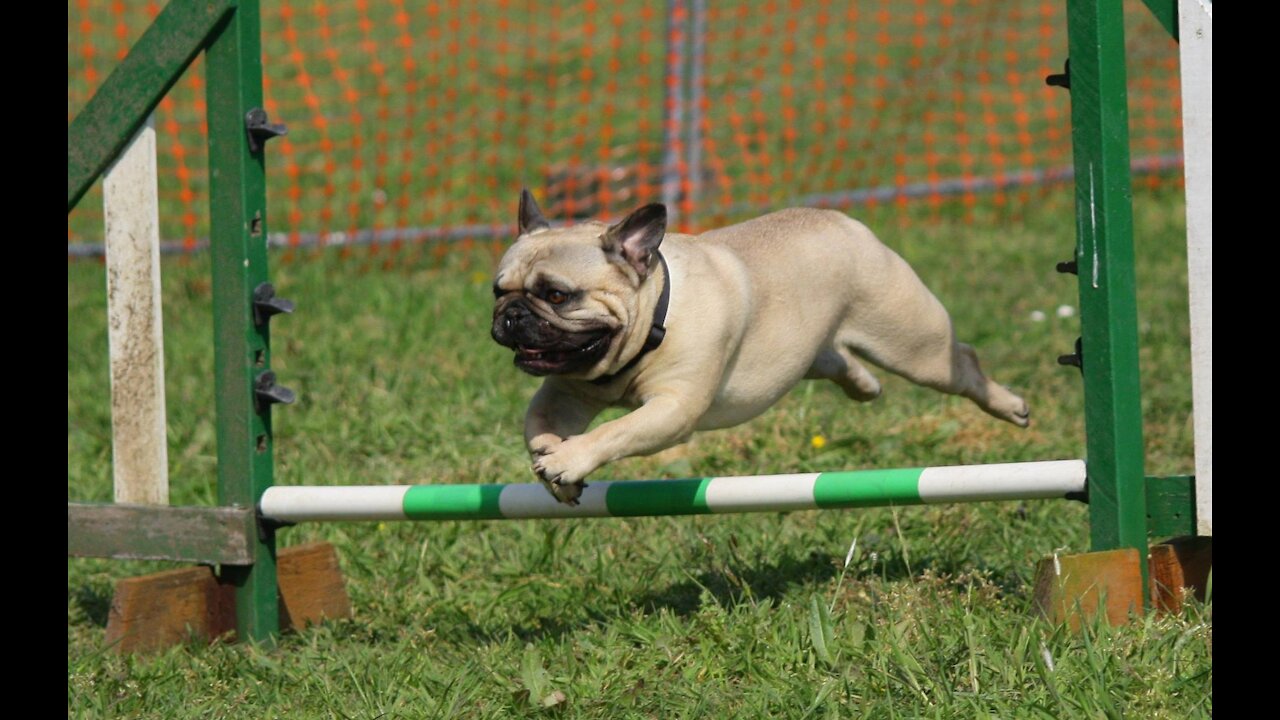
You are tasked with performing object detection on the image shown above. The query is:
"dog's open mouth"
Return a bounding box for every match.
[515,330,613,376]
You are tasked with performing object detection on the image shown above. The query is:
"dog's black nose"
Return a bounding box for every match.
[493,301,531,347]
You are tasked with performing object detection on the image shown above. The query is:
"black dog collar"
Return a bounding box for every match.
[593,252,670,385]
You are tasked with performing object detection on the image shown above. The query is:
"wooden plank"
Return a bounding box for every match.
[1150,536,1212,614]
[68,503,255,565]
[104,116,169,506]
[277,542,353,630]
[102,543,351,654]
[1178,0,1212,536]
[1032,548,1142,630]
[105,566,236,654]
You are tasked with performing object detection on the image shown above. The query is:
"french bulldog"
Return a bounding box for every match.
[491,190,1029,504]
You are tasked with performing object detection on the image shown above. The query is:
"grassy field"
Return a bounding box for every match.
[68,185,1209,717]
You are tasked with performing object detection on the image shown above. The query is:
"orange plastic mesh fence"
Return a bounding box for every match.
[68,0,1182,259]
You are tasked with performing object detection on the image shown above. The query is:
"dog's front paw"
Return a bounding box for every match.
[540,476,587,505]
[528,433,563,458]
[532,437,597,506]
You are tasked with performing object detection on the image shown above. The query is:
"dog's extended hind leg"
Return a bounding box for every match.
[840,294,1029,426]
[806,347,882,402]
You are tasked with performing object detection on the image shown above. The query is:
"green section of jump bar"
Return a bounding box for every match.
[605,478,713,516]
[404,484,505,520]
[813,468,924,508]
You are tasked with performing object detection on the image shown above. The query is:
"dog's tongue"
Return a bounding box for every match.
[520,344,580,356]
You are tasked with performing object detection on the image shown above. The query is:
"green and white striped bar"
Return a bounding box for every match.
[259,459,1085,523]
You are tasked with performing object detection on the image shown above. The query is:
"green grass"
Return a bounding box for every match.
[68,185,1209,717]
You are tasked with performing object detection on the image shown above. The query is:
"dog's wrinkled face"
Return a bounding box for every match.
[491,190,666,378]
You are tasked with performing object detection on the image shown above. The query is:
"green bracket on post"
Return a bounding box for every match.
[1139,0,1180,41]
[1064,0,1150,601]
[1145,476,1196,540]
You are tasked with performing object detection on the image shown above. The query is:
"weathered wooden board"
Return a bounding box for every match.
[1032,548,1143,630]
[68,503,256,565]
[104,117,169,506]
[102,542,352,654]
[1150,536,1212,614]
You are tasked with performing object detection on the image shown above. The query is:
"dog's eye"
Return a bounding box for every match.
[545,289,569,305]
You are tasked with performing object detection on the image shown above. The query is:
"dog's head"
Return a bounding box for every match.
[491,189,667,379]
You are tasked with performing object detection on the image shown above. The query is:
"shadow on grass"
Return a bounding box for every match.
[446,550,930,645]
[627,545,988,618]
[70,584,113,628]
[634,550,843,616]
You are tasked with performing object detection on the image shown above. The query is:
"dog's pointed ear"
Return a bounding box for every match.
[518,188,551,235]
[602,203,667,279]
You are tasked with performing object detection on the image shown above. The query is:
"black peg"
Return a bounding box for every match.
[1057,337,1083,374]
[253,282,295,326]
[245,107,288,153]
[1046,59,1070,90]
[254,371,296,410]
[1056,260,1078,275]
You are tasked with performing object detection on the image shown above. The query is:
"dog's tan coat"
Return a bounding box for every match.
[494,200,1028,504]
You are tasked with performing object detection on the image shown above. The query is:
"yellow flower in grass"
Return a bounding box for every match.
[811,434,827,449]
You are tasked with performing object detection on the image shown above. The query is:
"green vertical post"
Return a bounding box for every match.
[205,0,280,643]
[1064,0,1148,593]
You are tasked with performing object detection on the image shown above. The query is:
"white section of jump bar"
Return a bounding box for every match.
[703,473,822,512]
[918,460,1086,503]
[499,483,611,518]
[259,485,410,522]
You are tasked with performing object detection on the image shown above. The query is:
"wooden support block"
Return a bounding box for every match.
[1149,536,1212,614]
[277,542,353,630]
[103,542,352,654]
[1032,548,1143,630]
[104,566,236,653]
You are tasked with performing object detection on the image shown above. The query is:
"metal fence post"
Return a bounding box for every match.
[205,0,283,643]
[662,0,688,223]
[685,0,707,216]
[1063,0,1149,594]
